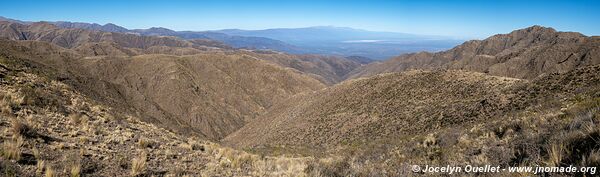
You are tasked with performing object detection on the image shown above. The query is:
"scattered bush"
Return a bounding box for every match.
[45,165,55,177]
[305,157,354,177]
[70,163,81,177]
[0,95,12,115]
[36,160,45,176]
[545,143,566,166]
[2,136,24,161]
[231,153,256,169]
[131,152,147,176]
[32,147,41,159]
[69,113,82,125]
[1,160,18,177]
[10,119,34,137]
[138,138,157,149]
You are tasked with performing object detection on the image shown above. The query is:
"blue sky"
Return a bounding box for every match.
[1,0,598,39]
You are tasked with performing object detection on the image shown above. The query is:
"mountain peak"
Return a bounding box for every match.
[516,25,557,34]
[496,25,586,41]
[147,27,175,32]
[103,23,118,27]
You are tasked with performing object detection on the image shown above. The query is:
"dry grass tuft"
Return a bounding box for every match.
[131,151,147,176]
[0,94,13,115]
[32,147,41,159]
[70,163,81,177]
[138,138,157,149]
[36,160,46,176]
[69,113,82,125]
[231,152,257,169]
[45,165,55,177]
[10,119,33,137]
[33,146,45,175]
[2,136,24,161]
[582,150,600,167]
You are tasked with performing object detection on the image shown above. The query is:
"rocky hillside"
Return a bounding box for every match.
[51,21,306,54]
[348,26,600,79]
[0,52,323,176]
[226,63,600,149]
[242,52,364,84]
[1,19,599,176]
[225,65,600,176]
[0,21,229,56]
[77,54,326,140]
[0,39,326,140]
[0,21,364,85]
[224,70,522,148]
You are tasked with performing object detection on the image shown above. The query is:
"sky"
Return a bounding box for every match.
[1,0,599,39]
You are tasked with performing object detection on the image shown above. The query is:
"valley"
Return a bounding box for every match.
[0,15,599,177]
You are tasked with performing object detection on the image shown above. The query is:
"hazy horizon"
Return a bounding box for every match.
[1,0,599,39]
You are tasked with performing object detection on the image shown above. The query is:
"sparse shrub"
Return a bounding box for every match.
[181,141,205,151]
[116,154,130,169]
[69,113,82,125]
[1,160,18,177]
[79,137,88,144]
[0,95,12,115]
[305,157,353,177]
[422,134,437,147]
[64,152,83,177]
[36,160,46,175]
[45,165,55,177]
[131,152,147,176]
[32,147,42,159]
[582,150,600,167]
[232,153,256,169]
[2,136,24,161]
[138,138,157,149]
[10,119,34,137]
[190,142,205,151]
[57,143,65,150]
[70,163,81,177]
[19,85,67,114]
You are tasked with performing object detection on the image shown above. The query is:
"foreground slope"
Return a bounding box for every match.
[0,53,319,176]
[349,26,600,79]
[225,65,600,176]
[225,70,521,147]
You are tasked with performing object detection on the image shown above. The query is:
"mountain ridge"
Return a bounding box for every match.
[0,16,461,59]
[348,25,600,79]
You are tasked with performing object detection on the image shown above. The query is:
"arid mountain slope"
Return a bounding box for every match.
[242,52,364,84]
[224,65,600,176]
[0,39,326,140]
[0,52,319,176]
[0,21,364,85]
[224,70,521,147]
[0,21,229,56]
[348,26,600,79]
[77,54,325,139]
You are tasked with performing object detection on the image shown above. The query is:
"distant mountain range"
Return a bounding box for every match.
[0,16,462,59]
[215,26,464,59]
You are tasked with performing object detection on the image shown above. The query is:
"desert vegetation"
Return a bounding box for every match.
[0,16,598,177]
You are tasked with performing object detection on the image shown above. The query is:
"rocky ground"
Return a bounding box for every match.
[0,55,318,176]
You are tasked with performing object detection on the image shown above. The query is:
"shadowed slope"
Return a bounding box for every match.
[0,39,326,140]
